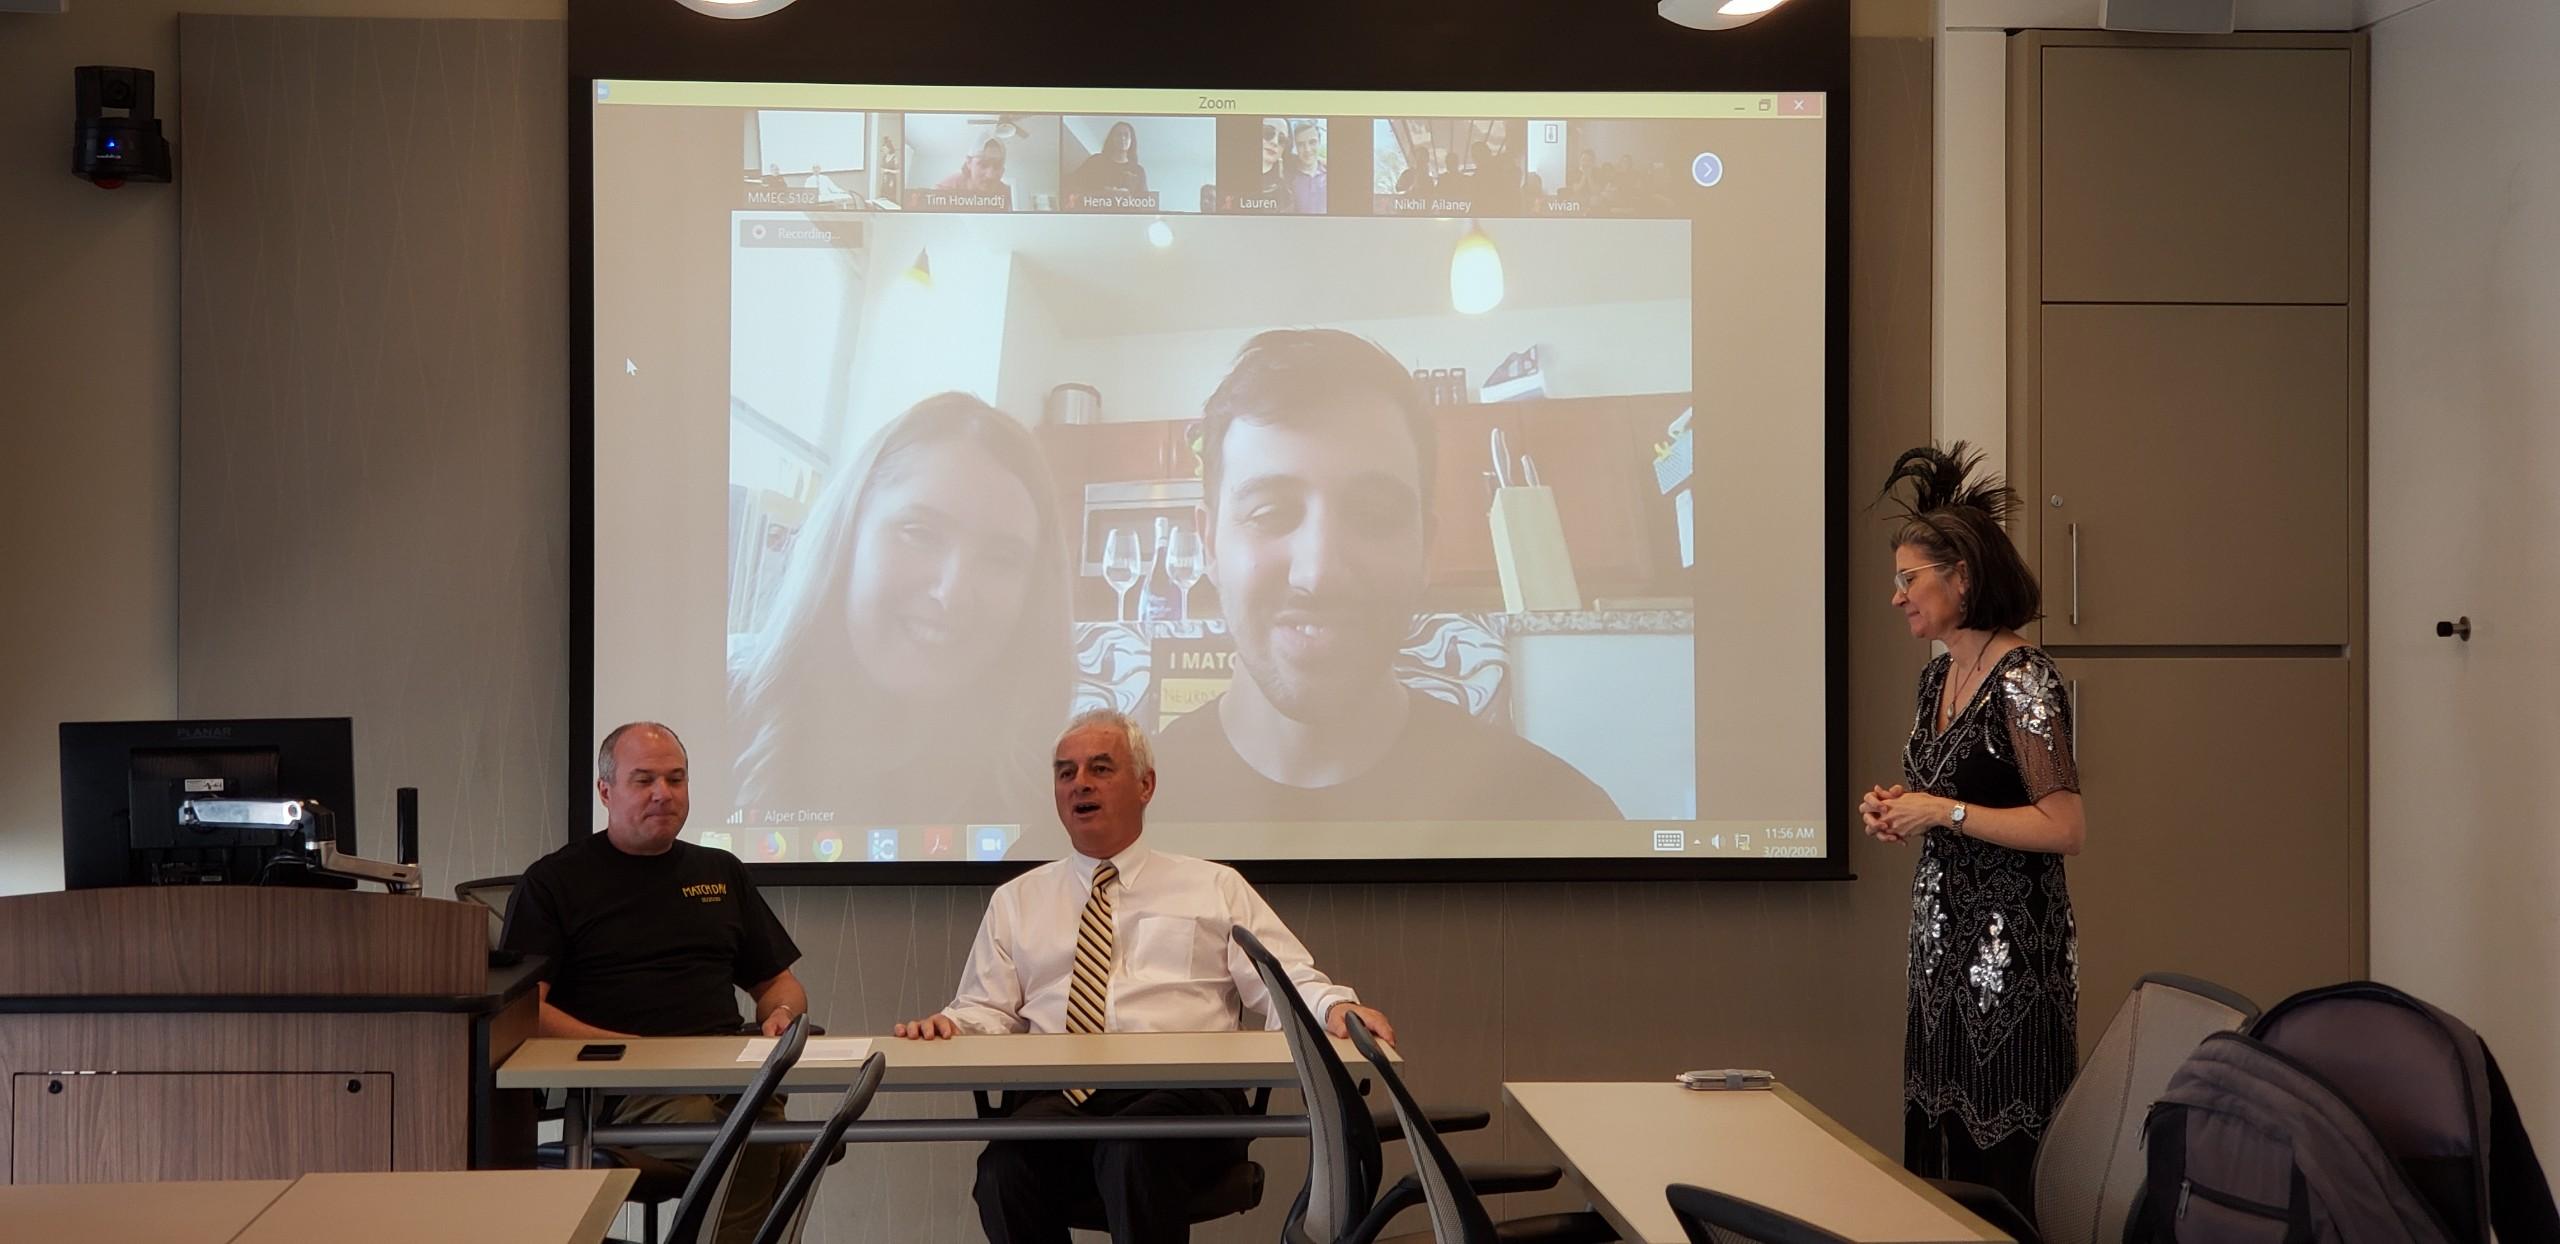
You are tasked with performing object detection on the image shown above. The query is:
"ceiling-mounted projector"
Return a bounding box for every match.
[1658,0,1793,31]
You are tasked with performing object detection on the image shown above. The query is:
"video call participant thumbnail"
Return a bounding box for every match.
[908,114,1061,212]
[1064,115,1217,214]
[1213,116,1330,215]
[1371,118,1523,217]
[933,138,1016,206]
[1150,330,1623,823]
[1534,122,1684,219]
[1067,120,1150,199]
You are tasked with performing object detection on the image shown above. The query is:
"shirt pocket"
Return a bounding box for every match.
[1124,913,1219,983]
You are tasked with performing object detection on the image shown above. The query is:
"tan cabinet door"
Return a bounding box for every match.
[2040,304,2350,646]
[2053,656,2359,1046]
[2039,46,2354,305]
[11,1072,394,1183]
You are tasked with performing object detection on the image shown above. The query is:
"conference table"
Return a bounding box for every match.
[1504,1081,2008,1244]
[0,1168,635,1244]
[498,1030,1378,1162]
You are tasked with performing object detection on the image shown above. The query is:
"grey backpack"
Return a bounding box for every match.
[2127,982,2558,1243]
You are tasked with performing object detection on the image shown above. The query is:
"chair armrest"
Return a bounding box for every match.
[1377,1209,1620,1243]
[1371,1102,1493,1142]
[1344,1164,1567,1244]
[1493,1211,1619,1243]
[1455,1162,1565,1196]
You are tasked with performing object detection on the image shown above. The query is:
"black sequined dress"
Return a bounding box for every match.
[1901,645,2080,1204]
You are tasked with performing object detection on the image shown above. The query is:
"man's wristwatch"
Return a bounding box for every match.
[1948,803,1969,835]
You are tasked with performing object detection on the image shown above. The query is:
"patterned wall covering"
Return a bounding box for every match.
[176,17,1937,1241]
[175,15,572,903]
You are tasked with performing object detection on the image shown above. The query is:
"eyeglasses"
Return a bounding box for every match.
[1892,561,1950,594]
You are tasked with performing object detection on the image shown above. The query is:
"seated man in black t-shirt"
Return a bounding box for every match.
[1150,329,1622,824]
[503,721,809,1244]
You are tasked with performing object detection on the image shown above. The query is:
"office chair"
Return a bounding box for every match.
[1231,926,1612,1244]
[1342,1013,1614,1244]
[747,1051,887,1244]
[658,1013,811,1244]
[1930,972,2258,1244]
[1663,1184,1848,1244]
[452,874,519,949]
[963,1078,1270,1231]
[1066,1146,1266,1232]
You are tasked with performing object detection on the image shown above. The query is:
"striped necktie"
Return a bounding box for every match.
[1064,861,1118,1105]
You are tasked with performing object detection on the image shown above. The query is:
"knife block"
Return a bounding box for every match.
[1488,485,1581,612]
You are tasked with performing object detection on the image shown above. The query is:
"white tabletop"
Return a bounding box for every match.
[1504,1082,2006,1244]
[500,1030,1385,1094]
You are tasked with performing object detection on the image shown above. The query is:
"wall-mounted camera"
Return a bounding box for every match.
[74,66,172,188]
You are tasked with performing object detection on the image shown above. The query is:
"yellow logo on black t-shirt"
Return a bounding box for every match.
[681,882,729,902]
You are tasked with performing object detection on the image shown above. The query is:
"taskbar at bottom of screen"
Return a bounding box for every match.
[682,818,1828,864]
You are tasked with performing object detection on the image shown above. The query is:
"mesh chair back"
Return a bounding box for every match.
[748,1050,885,1244]
[1231,924,1381,1244]
[1664,1183,1850,1244]
[1344,1014,1496,1244]
[2033,972,2256,1244]
[453,875,518,950]
[665,1014,811,1244]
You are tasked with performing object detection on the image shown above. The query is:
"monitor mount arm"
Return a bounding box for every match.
[178,799,423,895]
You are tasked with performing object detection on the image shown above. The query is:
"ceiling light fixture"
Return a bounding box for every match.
[1657,0,1794,31]
[1450,222,1504,316]
[670,0,802,20]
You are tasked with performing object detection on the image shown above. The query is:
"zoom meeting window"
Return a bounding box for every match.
[591,82,1827,869]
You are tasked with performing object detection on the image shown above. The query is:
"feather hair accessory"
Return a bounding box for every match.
[1876,441,2021,525]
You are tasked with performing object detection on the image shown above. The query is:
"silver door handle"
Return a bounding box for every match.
[2068,522,2081,627]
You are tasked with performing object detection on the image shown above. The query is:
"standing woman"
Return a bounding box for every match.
[1863,443,2085,1221]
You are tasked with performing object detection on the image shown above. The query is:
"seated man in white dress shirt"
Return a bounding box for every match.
[894,707,1395,1244]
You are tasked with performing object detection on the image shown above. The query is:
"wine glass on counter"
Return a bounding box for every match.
[1164,522,1205,622]
[1102,528,1141,623]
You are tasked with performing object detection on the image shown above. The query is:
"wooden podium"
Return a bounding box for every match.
[0,887,542,1184]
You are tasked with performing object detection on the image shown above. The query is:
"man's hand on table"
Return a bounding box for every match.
[1327,1002,1396,1047]
[894,1013,959,1040]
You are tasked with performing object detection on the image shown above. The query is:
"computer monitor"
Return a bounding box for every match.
[59,717,358,889]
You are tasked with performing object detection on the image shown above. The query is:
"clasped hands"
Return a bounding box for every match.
[1860,784,1958,844]
[893,1002,1397,1046]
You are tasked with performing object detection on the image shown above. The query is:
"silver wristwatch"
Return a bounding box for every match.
[1948,803,1969,835]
